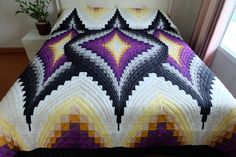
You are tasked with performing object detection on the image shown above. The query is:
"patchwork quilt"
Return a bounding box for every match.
[0,8,236,157]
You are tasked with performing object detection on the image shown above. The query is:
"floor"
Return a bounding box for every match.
[0,51,29,100]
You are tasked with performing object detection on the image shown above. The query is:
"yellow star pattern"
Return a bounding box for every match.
[103,33,131,65]
[49,33,73,65]
[159,34,183,65]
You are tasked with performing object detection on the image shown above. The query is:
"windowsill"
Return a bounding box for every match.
[219,45,236,64]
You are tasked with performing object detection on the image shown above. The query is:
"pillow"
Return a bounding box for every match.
[117,8,178,31]
[51,7,117,33]
[51,7,178,33]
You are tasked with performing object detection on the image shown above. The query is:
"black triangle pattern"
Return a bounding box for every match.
[104,9,131,30]
[148,10,177,32]
[51,9,87,34]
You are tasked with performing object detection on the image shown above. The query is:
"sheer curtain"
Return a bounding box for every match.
[190,0,236,66]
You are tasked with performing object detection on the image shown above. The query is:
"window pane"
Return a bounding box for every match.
[221,9,236,55]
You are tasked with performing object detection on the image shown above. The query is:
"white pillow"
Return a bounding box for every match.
[51,7,117,33]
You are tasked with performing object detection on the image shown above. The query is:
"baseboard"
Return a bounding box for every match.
[0,47,25,54]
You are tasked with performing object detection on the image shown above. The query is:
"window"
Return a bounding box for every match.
[221,8,236,57]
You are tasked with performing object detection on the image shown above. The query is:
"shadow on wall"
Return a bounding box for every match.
[170,0,202,44]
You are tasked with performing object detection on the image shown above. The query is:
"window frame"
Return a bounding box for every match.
[219,6,236,60]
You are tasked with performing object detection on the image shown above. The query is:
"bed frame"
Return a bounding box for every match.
[54,0,173,15]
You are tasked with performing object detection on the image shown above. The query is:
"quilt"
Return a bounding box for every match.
[0,8,236,157]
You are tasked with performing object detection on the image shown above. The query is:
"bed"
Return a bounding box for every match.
[1,0,236,157]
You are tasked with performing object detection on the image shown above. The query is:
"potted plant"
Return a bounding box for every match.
[15,0,51,35]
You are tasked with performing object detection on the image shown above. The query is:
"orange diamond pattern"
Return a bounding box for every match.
[45,114,106,148]
[128,115,185,147]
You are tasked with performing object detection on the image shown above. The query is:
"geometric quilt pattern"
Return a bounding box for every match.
[65,28,168,130]
[46,114,105,149]
[118,8,177,31]
[19,29,79,131]
[126,114,184,147]
[0,136,19,157]
[0,7,236,157]
[153,30,194,81]
[51,8,178,33]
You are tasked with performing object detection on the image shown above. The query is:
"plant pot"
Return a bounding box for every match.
[35,21,51,35]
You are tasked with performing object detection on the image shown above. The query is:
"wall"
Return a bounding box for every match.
[0,0,57,47]
[0,0,33,47]
[211,48,236,97]
[58,0,171,11]
[170,0,202,44]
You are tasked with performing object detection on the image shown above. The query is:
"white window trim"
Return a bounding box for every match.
[217,3,236,61]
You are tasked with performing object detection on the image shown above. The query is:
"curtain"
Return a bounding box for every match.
[190,0,225,66]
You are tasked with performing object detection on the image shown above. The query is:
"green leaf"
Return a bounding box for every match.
[15,10,24,15]
[15,0,51,20]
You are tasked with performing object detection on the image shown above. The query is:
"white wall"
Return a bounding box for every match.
[0,0,34,47]
[0,0,57,47]
[170,0,202,44]
[58,0,171,11]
